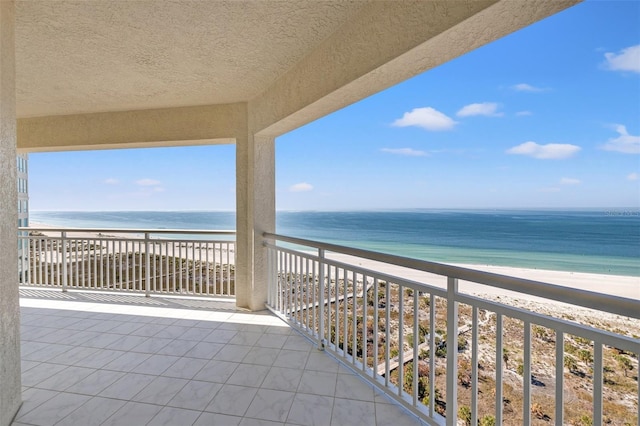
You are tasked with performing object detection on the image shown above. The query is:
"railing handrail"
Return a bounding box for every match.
[19,227,236,297]
[20,227,236,236]
[263,232,640,320]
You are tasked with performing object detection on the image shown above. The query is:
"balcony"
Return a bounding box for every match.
[263,234,640,425]
[18,228,237,298]
[15,228,640,425]
[16,289,421,426]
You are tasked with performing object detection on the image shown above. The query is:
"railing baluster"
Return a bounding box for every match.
[278,249,283,314]
[191,241,196,294]
[429,293,435,418]
[226,242,231,295]
[171,241,176,293]
[178,242,183,293]
[372,277,379,378]
[269,246,274,307]
[318,249,325,349]
[81,239,85,288]
[305,257,310,331]
[593,341,603,426]
[153,241,158,293]
[99,239,104,290]
[556,331,564,424]
[204,242,209,296]
[73,239,78,289]
[111,239,115,289]
[398,284,404,397]
[362,274,368,372]
[325,263,331,349]
[138,242,143,292]
[61,232,67,292]
[284,253,293,318]
[38,238,42,285]
[343,268,348,358]
[93,238,98,289]
[215,242,219,295]
[118,240,122,290]
[125,241,130,290]
[104,240,109,289]
[198,241,203,295]
[496,313,503,424]
[523,321,531,426]
[472,306,479,426]
[312,258,317,339]
[352,270,358,366]
[43,238,48,286]
[284,252,289,317]
[446,277,459,421]
[385,280,391,387]
[294,254,299,325]
[413,291,418,407]
[334,266,339,352]
[297,254,302,325]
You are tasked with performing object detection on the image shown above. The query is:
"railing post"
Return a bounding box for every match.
[145,232,150,297]
[61,231,68,292]
[318,248,326,351]
[445,276,459,424]
[265,239,273,308]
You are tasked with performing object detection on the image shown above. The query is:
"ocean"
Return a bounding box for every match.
[30,209,640,277]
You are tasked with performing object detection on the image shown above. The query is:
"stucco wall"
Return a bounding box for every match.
[17,102,246,152]
[235,130,275,311]
[0,1,22,425]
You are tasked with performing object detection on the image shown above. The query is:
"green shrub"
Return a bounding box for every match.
[458,406,472,426]
[480,415,496,426]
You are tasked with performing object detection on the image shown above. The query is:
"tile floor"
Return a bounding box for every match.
[13,289,425,426]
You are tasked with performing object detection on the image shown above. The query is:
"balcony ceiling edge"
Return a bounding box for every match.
[250,0,581,138]
[17,102,246,152]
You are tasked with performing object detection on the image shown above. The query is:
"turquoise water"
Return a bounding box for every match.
[30,209,640,276]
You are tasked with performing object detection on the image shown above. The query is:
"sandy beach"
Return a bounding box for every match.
[326,253,639,301]
[24,222,639,319]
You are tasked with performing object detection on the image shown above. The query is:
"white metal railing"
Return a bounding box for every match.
[264,233,640,426]
[19,228,236,297]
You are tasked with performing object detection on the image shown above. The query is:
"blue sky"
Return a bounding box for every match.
[29,1,639,212]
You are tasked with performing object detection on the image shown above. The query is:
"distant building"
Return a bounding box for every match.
[17,153,28,281]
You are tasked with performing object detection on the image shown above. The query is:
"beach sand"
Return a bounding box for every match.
[326,253,639,301]
[25,222,640,311]
[323,253,640,345]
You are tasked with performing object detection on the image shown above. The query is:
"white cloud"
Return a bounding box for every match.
[289,182,313,192]
[380,148,428,157]
[506,141,581,159]
[604,45,640,73]
[511,83,546,92]
[104,178,119,185]
[136,178,161,186]
[628,172,639,181]
[601,125,640,154]
[560,177,581,185]
[516,111,533,116]
[456,102,503,117]
[392,107,457,131]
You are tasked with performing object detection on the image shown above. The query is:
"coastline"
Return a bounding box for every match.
[27,222,639,301]
[327,253,639,302]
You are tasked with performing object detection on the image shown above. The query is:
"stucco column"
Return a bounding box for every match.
[0,1,22,425]
[236,132,275,311]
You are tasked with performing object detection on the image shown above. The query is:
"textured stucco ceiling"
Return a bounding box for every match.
[15,0,366,118]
